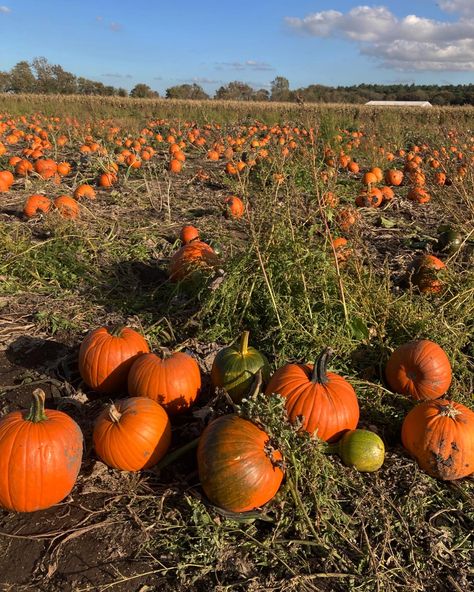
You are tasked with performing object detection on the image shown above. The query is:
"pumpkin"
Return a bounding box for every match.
[197,414,284,512]
[127,351,201,414]
[93,397,171,471]
[54,195,79,219]
[168,240,219,282]
[385,340,451,401]
[410,255,445,294]
[0,389,83,512]
[23,194,52,218]
[385,169,404,186]
[14,159,33,177]
[332,237,352,264]
[407,186,431,204]
[401,399,474,480]
[0,170,14,189]
[223,196,245,219]
[380,186,395,202]
[34,158,57,179]
[78,326,149,394]
[336,207,360,232]
[180,224,200,244]
[355,188,383,208]
[265,348,360,442]
[437,228,463,255]
[169,158,183,173]
[347,161,360,174]
[370,167,383,182]
[326,429,385,472]
[211,331,271,403]
[362,172,378,185]
[74,184,96,200]
[98,172,117,187]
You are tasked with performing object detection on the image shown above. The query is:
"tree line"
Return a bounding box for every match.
[1,59,474,105]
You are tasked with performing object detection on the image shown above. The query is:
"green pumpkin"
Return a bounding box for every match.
[327,429,385,472]
[211,331,270,402]
[437,228,463,255]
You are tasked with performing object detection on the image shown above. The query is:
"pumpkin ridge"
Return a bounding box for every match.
[93,333,109,389]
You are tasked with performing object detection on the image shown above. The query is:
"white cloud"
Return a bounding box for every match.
[438,0,474,16]
[189,77,223,85]
[286,3,474,71]
[215,60,275,72]
[102,73,133,79]
[0,6,11,13]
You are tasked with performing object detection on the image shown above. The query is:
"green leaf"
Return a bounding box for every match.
[349,316,370,340]
[379,216,396,229]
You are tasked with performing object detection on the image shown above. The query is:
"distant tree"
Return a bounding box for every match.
[215,81,255,101]
[32,57,56,93]
[130,83,159,98]
[0,71,10,93]
[8,61,36,93]
[116,87,128,97]
[77,77,97,95]
[253,88,270,101]
[270,76,290,102]
[432,91,455,106]
[51,65,77,94]
[166,83,209,100]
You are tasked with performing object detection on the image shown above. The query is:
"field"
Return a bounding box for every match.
[0,95,473,592]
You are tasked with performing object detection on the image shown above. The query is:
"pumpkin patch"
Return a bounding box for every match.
[0,100,472,590]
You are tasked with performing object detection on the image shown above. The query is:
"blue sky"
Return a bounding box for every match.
[0,1,473,94]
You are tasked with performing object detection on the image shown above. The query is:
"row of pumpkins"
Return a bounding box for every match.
[0,324,471,514]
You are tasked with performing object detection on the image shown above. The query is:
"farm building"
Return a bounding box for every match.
[365,100,432,107]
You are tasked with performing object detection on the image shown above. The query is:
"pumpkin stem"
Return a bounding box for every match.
[154,436,201,471]
[311,347,334,384]
[439,403,462,420]
[108,403,122,423]
[239,331,250,356]
[321,441,339,455]
[25,389,48,423]
[109,324,125,338]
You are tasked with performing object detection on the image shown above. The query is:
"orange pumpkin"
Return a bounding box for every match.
[180,224,200,244]
[355,188,383,208]
[410,255,445,294]
[78,326,150,394]
[23,194,52,218]
[385,340,451,401]
[0,389,83,512]
[54,195,79,219]
[57,162,71,176]
[34,158,58,179]
[93,397,171,471]
[362,172,378,185]
[197,414,284,512]
[15,159,33,177]
[0,170,14,188]
[401,399,474,480]
[169,159,183,173]
[74,184,96,200]
[127,351,201,414]
[223,195,245,219]
[168,240,219,282]
[98,172,117,187]
[385,169,404,186]
[407,186,431,204]
[265,348,360,442]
